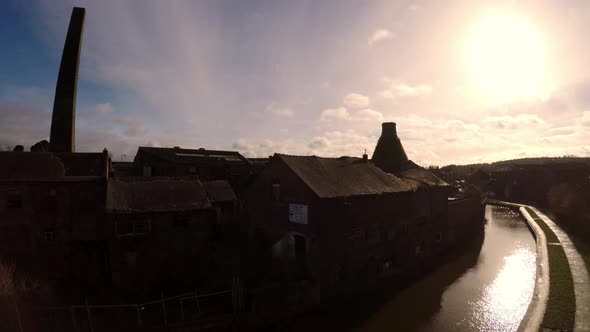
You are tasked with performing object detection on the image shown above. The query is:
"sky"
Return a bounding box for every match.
[1,0,590,165]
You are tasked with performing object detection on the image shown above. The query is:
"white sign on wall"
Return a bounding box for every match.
[289,204,308,224]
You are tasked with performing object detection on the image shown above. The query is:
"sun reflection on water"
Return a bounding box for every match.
[468,246,536,331]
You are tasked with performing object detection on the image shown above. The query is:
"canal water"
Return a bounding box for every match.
[356,204,537,332]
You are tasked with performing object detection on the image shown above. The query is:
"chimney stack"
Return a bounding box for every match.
[381,122,397,137]
[371,122,409,173]
[49,7,85,153]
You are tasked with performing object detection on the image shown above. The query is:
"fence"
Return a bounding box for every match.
[2,277,245,332]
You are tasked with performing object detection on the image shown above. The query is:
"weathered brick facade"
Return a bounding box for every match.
[245,154,450,301]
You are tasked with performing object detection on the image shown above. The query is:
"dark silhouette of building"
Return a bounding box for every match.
[106,177,238,294]
[0,151,109,293]
[132,146,257,191]
[0,6,243,298]
[245,122,451,302]
[49,7,85,153]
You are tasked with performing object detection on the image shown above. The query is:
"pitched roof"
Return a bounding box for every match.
[398,167,449,187]
[136,146,251,165]
[107,177,211,212]
[276,154,421,198]
[54,152,108,176]
[0,152,66,180]
[203,180,237,203]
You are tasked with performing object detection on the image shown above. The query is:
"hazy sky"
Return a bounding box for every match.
[1,0,590,165]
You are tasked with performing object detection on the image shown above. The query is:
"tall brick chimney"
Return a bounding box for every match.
[49,7,85,153]
[371,122,408,173]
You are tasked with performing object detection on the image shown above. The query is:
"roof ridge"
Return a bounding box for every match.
[139,146,242,154]
[277,153,361,160]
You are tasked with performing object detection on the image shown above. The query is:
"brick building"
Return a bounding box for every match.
[106,177,234,294]
[132,146,256,189]
[0,150,240,297]
[0,151,109,292]
[245,122,450,301]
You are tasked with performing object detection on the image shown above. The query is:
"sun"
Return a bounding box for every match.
[466,14,546,102]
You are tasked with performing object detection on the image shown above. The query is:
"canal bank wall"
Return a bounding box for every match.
[517,206,549,332]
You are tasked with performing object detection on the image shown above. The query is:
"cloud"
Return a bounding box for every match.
[231,138,295,158]
[0,99,148,157]
[484,114,545,129]
[343,93,370,109]
[368,29,393,46]
[579,111,590,126]
[320,107,383,122]
[88,102,115,114]
[408,4,421,11]
[355,108,383,121]
[308,137,330,150]
[379,81,433,98]
[117,116,147,136]
[321,107,350,120]
[307,130,376,157]
[0,101,50,149]
[26,1,590,165]
[264,103,294,117]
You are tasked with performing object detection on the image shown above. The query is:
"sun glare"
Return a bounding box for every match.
[467,14,546,102]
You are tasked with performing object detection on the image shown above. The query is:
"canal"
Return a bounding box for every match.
[293,204,537,331]
[357,204,537,332]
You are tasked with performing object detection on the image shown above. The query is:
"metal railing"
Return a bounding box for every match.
[1,277,245,332]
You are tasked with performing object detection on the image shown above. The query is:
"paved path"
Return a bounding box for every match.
[529,207,590,332]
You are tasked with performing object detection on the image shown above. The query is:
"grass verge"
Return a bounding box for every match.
[524,207,575,331]
[525,208,559,243]
[541,209,590,277]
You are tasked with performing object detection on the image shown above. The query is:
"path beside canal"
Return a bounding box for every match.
[528,206,590,332]
[489,200,590,332]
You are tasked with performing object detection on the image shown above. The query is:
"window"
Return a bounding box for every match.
[174,214,189,228]
[416,216,427,227]
[435,232,442,244]
[134,220,149,234]
[415,244,423,256]
[367,229,381,245]
[142,166,152,177]
[387,228,396,241]
[43,230,55,242]
[125,251,137,266]
[7,193,22,208]
[116,218,151,236]
[271,181,280,201]
[380,260,393,274]
[400,223,409,234]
